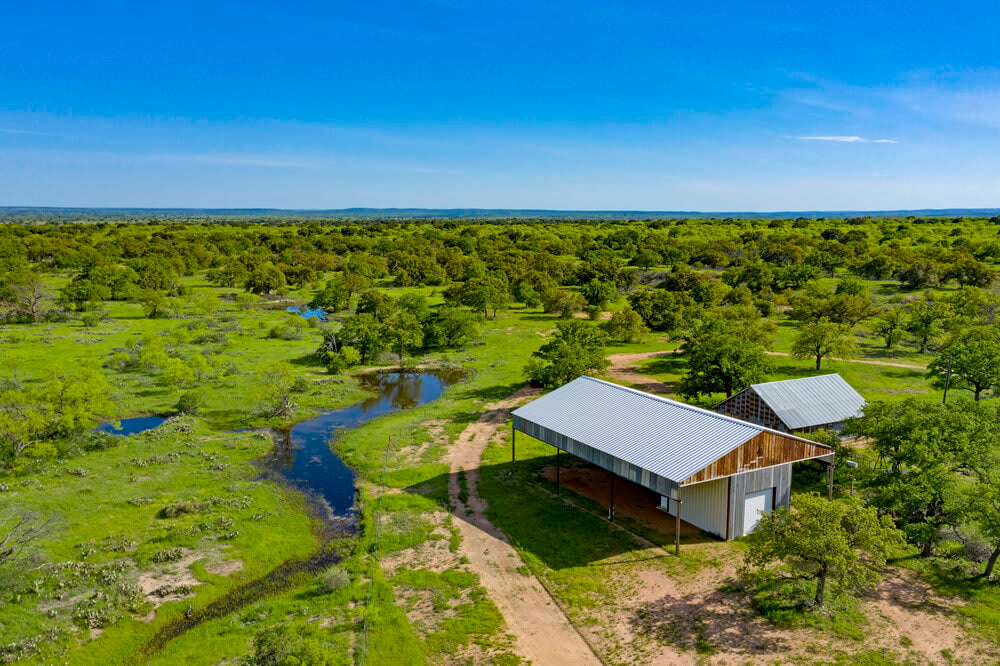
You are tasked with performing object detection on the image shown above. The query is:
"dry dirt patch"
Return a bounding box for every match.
[587,552,999,665]
[137,551,244,609]
[395,419,449,467]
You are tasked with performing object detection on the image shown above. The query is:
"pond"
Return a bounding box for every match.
[286,305,328,321]
[97,416,166,436]
[259,370,463,521]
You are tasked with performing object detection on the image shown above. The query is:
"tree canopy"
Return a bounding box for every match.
[527,319,608,386]
[743,493,904,607]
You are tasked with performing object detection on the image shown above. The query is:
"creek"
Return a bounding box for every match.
[135,369,462,659]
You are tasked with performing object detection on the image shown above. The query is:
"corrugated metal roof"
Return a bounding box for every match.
[511,376,818,483]
[749,374,866,430]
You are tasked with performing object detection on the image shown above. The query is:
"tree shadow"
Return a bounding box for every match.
[642,354,686,376]
[518,313,562,322]
[629,586,796,656]
[286,353,325,368]
[450,381,528,403]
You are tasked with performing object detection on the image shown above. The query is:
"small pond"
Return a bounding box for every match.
[286,305,328,321]
[259,370,463,520]
[97,416,166,436]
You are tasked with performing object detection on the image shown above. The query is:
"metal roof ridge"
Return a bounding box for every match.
[578,376,831,450]
[749,373,842,390]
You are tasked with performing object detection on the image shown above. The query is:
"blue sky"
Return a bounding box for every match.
[2,1,999,211]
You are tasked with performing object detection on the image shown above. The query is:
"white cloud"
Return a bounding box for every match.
[799,135,896,143]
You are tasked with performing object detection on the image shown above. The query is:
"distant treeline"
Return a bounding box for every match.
[2,206,1000,224]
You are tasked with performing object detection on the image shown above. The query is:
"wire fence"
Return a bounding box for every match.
[357,434,395,665]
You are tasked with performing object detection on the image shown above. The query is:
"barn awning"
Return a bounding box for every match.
[512,376,832,485]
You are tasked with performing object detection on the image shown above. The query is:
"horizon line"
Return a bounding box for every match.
[2,205,999,219]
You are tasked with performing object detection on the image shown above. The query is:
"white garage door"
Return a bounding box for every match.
[742,488,773,536]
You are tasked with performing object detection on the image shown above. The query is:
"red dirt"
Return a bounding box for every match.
[539,464,704,539]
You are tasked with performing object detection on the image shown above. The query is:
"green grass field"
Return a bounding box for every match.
[2,252,997,662]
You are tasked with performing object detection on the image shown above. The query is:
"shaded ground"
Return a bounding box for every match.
[539,463,704,540]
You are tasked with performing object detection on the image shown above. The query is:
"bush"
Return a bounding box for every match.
[325,346,362,374]
[160,501,202,518]
[80,310,109,328]
[176,388,208,415]
[319,566,351,594]
[245,623,342,666]
[268,317,307,341]
[234,292,258,310]
[151,548,184,563]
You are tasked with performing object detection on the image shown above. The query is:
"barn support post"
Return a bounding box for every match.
[510,423,516,474]
[826,460,835,501]
[555,447,560,495]
[675,488,683,556]
[608,471,616,521]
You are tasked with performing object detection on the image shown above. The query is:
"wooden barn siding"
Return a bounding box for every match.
[716,389,785,431]
[513,416,679,497]
[727,464,792,538]
[680,431,831,486]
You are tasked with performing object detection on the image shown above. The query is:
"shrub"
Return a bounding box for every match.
[160,501,202,518]
[151,548,184,563]
[245,623,341,666]
[80,311,108,328]
[176,388,208,415]
[319,566,351,594]
[267,317,307,340]
[234,292,258,310]
[325,346,362,374]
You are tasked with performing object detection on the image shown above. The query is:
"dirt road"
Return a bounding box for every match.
[606,349,926,397]
[445,386,603,666]
[606,351,675,393]
[764,350,926,370]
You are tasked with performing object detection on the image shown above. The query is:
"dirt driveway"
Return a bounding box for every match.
[445,386,603,665]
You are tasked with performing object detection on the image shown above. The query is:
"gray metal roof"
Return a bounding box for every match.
[512,376,820,483]
[749,374,866,430]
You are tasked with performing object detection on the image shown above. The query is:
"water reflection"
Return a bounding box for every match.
[260,371,461,521]
[97,416,166,436]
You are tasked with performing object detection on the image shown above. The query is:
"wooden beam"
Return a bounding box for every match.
[827,460,835,501]
[681,431,835,486]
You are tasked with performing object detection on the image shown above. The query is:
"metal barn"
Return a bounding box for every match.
[714,373,866,433]
[511,377,834,547]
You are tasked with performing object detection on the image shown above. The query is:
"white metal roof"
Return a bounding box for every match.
[748,374,866,430]
[512,376,821,483]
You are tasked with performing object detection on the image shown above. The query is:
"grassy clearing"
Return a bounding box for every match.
[93,304,558,663]
[1,259,994,662]
[0,417,318,664]
[635,348,937,407]
[1,279,369,431]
